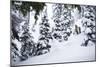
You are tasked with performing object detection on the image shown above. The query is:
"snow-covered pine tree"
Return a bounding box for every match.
[20,24,36,61]
[52,4,64,42]
[52,4,73,42]
[61,4,74,41]
[19,1,46,60]
[81,5,96,46]
[36,6,52,55]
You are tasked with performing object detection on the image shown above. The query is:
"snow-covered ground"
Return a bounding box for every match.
[11,2,96,66]
[13,33,95,66]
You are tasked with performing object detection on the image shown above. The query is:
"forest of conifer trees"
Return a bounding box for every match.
[11,1,96,66]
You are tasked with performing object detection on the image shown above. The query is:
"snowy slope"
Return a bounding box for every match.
[11,2,96,66]
[13,33,95,66]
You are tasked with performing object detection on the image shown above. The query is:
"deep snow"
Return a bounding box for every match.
[11,2,96,66]
[13,33,95,66]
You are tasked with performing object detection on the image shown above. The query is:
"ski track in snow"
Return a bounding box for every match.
[14,33,95,66]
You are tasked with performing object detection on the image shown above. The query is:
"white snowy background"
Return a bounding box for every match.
[0,0,100,67]
[10,1,96,66]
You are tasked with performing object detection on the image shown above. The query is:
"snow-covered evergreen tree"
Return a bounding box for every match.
[52,4,73,42]
[37,7,52,55]
[81,5,96,46]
